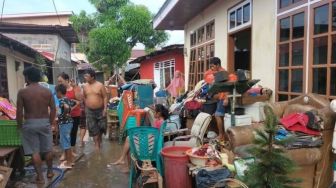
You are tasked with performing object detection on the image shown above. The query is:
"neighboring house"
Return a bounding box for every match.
[1,11,72,26]
[129,44,184,91]
[0,33,53,102]
[154,0,336,101]
[124,49,147,81]
[0,12,78,84]
[76,62,104,84]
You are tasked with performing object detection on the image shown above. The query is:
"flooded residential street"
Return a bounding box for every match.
[57,139,129,188]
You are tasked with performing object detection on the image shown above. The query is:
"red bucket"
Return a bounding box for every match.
[161,146,192,188]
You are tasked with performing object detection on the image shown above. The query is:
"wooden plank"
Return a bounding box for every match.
[0,147,17,158]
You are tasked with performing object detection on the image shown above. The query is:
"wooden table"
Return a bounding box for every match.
[0,147,18,167]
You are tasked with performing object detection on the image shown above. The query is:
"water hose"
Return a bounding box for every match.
[24,166,64,187]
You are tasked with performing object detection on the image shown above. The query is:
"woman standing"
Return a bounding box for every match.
[57,73,82,157]
[166,70,185,99]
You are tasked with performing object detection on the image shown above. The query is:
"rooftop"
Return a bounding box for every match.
[0,22,79,44]
[1,11,73,19]
[153,0,216,30]
[129,44,183,64]
[0,33,53,63]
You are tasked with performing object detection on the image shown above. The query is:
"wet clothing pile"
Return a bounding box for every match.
[276,111,324,150]
[275,128,323,149]
[195,168,231,188]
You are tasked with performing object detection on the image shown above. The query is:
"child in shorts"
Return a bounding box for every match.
[55,84,77,169]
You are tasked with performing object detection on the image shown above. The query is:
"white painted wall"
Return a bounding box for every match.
[183,0,277,100]
[251,0,277,99]
[0,46,35,103]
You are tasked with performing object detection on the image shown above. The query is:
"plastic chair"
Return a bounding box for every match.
[164,112,212,147]
[128,127,163,188]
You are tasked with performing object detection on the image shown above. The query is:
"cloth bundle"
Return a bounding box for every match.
[196,168,231,188]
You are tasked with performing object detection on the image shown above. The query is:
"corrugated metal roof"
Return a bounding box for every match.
[129,44,183,64]
[0,22,79,44]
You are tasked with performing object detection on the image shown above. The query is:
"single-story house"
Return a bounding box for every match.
[129,44,184,91]
[154,0,336,101]
[0,33,53,102]
[0,13,79,84]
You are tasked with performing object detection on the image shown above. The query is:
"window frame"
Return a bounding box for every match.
[277,0,307,13]
[188,20,215,90]
[153,59,176,90]
[0,54,8,99]
[276,7,307,101]
[308,0,336,100]
[227,0,252,34]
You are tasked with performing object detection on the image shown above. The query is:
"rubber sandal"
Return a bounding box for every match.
[58,162,73,169]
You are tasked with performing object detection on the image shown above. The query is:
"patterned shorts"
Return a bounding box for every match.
[85,108,107,137]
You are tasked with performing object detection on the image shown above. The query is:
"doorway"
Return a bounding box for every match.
[228,28,251,73]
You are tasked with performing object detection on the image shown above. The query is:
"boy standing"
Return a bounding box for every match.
[55,84,77,169]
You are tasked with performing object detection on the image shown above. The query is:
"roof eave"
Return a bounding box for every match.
[153,0,180,30]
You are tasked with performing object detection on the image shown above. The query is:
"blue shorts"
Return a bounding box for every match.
[59,123,73,150]
[214,100,225,116]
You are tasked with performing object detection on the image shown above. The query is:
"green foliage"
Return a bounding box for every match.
[70,10,97,53]
[34,54,47,73]
[89,27,130,68]
[70,0,168,72]
[243,105,300,188]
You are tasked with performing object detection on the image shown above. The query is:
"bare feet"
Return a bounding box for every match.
[58,161,72,169]
[72,152,78,158]
[47,170,54,179]
[111,159,125,165]
[59,154,65,161]
[119,165,130,174]
[216,135,225,142]
[34,177,45,185]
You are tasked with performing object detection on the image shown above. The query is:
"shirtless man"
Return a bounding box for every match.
[83,69,107,152]
[17,67,56,184]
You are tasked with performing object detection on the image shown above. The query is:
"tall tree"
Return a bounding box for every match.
[69,10,96,53]
[71,0,168,72]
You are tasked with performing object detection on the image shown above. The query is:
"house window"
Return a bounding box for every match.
[153,60,175,90]
[188,20,215,90]
[276,10,306,101]
[310,1,336,99]
[188,43,214,91]
[206,21,215,40]
[279,0,304,9]
[228,0,252,33]
[0,54,8,99]
[197,27,205,44]
[190,32,197,47]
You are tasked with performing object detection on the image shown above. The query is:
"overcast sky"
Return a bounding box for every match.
[1,0,184,47]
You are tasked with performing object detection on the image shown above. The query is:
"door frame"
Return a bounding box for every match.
[227,27,252,74]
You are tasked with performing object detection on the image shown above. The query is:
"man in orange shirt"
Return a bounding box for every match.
[204,57,228,140]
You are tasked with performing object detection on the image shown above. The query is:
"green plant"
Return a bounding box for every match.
[243,105,300,188]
